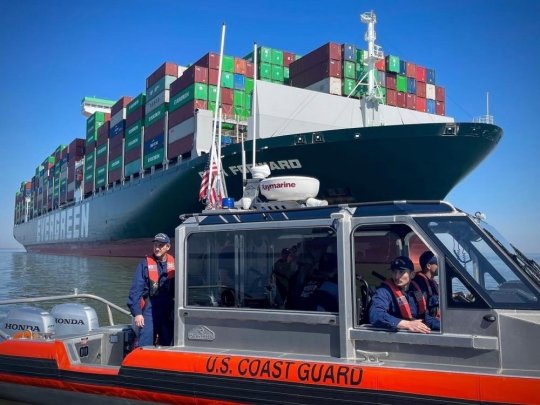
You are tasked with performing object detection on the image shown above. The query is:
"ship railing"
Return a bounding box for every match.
[0,288,131,329]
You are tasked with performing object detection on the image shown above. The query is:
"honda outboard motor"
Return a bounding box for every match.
[51,303,99,336]
[1,306,55,337]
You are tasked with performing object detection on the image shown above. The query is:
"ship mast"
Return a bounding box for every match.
[359,11,384,127]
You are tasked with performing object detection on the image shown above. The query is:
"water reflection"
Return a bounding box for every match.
[0,251,138,325]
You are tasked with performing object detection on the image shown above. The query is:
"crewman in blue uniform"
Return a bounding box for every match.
[369,256,440,333]
[415,250,440,318]
[127,233,175,346]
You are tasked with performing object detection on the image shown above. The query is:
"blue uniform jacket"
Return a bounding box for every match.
[127,256,175,317]
[369,283,440,331]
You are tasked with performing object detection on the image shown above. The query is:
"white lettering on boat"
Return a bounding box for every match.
[202,159,302,177]
[36,202,90,242]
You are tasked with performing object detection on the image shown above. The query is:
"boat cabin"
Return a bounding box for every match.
[175,201,540,374]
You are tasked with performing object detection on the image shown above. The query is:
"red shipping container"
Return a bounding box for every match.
[416,97,427,112]
[126,107,145,128]
[146,62,179,88]
[83,181,93,195]
[168,100,207,128]
[68,138,85,160]
[283,51,295,67]
[144,119,166,141]
[435,86,445,102]
[109,132,123,148]
[108,168,122,184]
[234,58,247,74]
[385,73,396,90]
[406,62,416,78]
[193,52,220,70]
[289,59,342,88]
[221,88,233,105]
[416,81,426,98]
[246,62,254,78]
[416,66,426,83]
[289,42,341,75]
[167,134,194,160]
[111,96,133,116]
[125,147,141,163]
[221,103,234,119]
[375,58,385,71]
[96,154,107,168]
[208,68,219,85]
[170,65,209,96]
[97,121,110,145]
[406,93,416,110]
[396,91,407,108]
[67,190,75,202]
[386,89,397,106]
[436,100,445,116]
[108,143,123,158]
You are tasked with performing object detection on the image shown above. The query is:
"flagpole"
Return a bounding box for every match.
[252,42,258,170]
[208,22,226,200]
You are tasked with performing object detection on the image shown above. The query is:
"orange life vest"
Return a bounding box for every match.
[409,280,427,316]
[415,272,440,318]
[140,254,175,309]
[383,280,414,320]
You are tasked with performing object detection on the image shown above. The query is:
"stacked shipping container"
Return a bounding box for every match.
[124,93,145,178]
[108,96,132,185]
[14,40,446,224]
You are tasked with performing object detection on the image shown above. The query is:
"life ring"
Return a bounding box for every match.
[12,330,40,340]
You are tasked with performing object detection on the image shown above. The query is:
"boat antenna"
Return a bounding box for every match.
[474,92,494,124]
[203,23,227,208]
[251,42,258,171]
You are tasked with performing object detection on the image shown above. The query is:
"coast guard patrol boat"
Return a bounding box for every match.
[1,171,539,404]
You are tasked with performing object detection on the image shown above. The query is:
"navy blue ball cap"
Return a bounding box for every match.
[419,251,437,269]
[390,256,414,272]
[153,233,170,244]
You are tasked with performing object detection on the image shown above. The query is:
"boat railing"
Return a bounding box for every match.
[0,288,131,331]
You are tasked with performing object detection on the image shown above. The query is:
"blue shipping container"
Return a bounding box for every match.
[233,74,245,90]
[144,133,164,154]
[407,78,417,94]
[399,60,407,75]
[342,43,356,61]
[426,68,436,84]
[110,121,125,138]
[427,99,436,114]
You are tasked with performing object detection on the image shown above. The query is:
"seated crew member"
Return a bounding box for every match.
[415,250,440,318]
[296,252,339,312]
[127,233,175,346]
[272,246,298,308]
[369,256,440,333]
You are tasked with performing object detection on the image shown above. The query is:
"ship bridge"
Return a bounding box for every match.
[81,96,114,117]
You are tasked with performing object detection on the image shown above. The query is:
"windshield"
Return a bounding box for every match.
[416,216,540,309]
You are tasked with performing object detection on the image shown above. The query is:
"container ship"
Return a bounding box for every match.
[12,13,502,257]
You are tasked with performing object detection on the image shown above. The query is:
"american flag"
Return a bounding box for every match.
[198,143,224,208]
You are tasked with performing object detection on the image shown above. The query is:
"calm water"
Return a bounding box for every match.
[0,249,139,325]
[1,249,539,325]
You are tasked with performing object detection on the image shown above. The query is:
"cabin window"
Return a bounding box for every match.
[185,226,338,311]
[352,224,438,326]
[417,217,540,309]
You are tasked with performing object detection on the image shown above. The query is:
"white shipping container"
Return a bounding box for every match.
[110,109,127,128]
[145,90,170,114]
[168,117,195,144]
[305,77,342,96]
[426,83,436,100]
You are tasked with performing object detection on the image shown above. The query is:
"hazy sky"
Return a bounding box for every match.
[1,1,539,253]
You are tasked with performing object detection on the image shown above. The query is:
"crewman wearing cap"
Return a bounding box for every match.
[415,250,440,318]
[369,255,440,333]
[127,233,175,346]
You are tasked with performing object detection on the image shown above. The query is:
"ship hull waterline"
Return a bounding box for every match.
[13,122,502,257]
